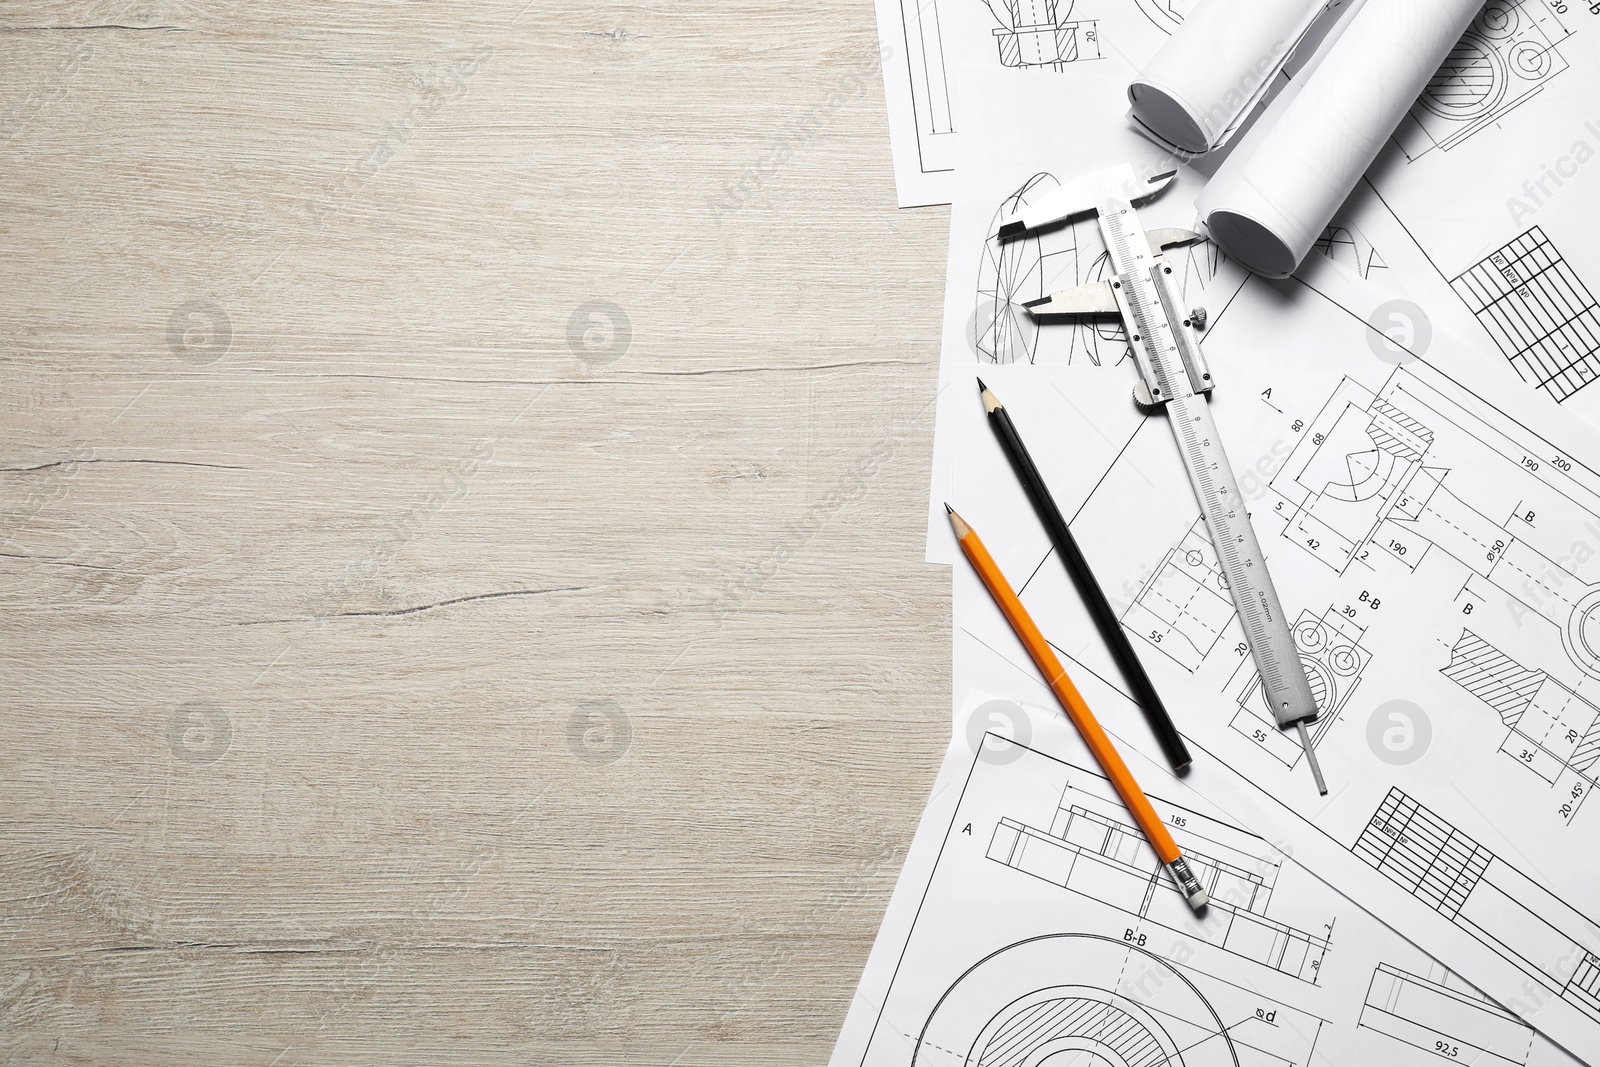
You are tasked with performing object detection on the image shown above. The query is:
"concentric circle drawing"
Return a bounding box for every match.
[1244,611,1370,732]
[1396,0,1571,160]
[1294,617,1328,654]
[1328,644,1362,677]
[914,934,1238,1066]
[1419,35,1507,122]
[1478,1,1518,39]
[1509,39,1552,79]
[1562,587,1600,679]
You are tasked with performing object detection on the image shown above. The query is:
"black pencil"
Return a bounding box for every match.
[978,378,1193,772]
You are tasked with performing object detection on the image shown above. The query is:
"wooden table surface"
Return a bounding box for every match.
[0,2,951,1063]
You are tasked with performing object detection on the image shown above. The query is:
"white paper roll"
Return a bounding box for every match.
[1128,0,1326,154]
[1198,0,1487,278]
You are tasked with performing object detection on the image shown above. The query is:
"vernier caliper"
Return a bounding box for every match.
[1001,163,1327,794]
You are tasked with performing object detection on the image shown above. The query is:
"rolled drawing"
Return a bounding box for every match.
[1128,0,1328,155]
[1197,0,1487,278]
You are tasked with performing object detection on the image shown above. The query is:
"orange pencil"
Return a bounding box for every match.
[948,504,1209,913]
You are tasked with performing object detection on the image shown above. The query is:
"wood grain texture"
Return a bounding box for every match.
[0,2,951,1063]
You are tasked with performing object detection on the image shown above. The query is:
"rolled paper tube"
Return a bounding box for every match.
[1129,0,1327,154]
[1197,0,1487,278]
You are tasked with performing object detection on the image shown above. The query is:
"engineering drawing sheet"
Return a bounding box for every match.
[1342,2,1600,424]
[882,0,1600,433]
[831,695,1584,1067]
[871,0,1190,206]
[925,160,1382,560]
[934,293,1600,1057]
[923,146,1600,1059]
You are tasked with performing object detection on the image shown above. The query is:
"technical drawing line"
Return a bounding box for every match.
[990,803,1331,983]
[1442,630,1600,822]
[1313,225,1387,281]
[913,933,1241,1067]
[1442,631,1544,725]
[1133,0,1184,35]
[1392,0,1573,164]
[899,0,956,177]
[1265,367,1600,692]
[1123,518,1237,673]
[1359,962,1536,1067]
[1356,791,1492,919]
[1231,607,1370,770]
[980,0,1102,71]
[1451,227,1600,402]
[853,721,1328,1067]
[976,175,1246,365]
[1356,788,1600,1024]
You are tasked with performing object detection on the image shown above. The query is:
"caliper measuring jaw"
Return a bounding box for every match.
[998,163,1329,795]
[1001,165,1212,410]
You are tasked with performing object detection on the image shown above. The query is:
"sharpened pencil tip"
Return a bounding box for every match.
[975,377,987,392]
[944,502,953,515]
